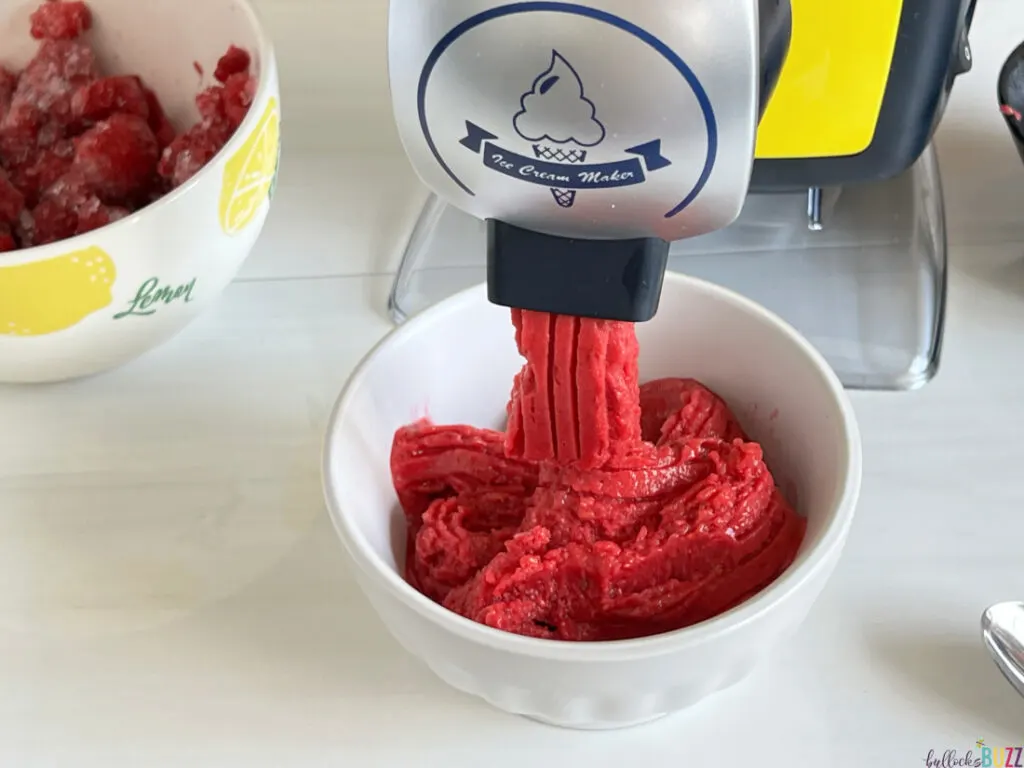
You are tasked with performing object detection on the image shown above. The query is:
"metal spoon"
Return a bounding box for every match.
[981,602,1024,699]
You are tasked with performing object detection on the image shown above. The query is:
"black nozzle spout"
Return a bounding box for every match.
[485,219,670,322]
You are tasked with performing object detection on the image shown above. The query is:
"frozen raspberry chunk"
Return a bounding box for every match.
[196,73,255,132]
[195,84,227,124]
[0,224,15,251]
[13,209,35,246]
[0,68,17,122]
[30,195,75,244]
[158,121,231,188]
[29,170,121,242]
[72,113,159,202]
[75,195,128,235]
[22,38,97,85]
[39,171,90,209]
[0,99,44,165]
[214,45,251,83]
[71,75,149,124]
[195,65,255,133]
[222,73,256,128]
[0,170,25,225]
[30,1,92,41]
[7,139,75,207]
[142,85,176,149]
[9,39,97,136]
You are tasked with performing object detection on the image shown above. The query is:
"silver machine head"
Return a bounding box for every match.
[387,0,790,321]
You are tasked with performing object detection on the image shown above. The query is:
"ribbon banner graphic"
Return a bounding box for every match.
[459,121,672,191]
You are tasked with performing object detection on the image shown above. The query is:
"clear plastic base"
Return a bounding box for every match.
[388,144,947,390]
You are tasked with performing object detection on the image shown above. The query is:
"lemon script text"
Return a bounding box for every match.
[114,277,196,319]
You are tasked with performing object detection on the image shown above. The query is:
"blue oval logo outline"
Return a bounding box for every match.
[415,1,719,220]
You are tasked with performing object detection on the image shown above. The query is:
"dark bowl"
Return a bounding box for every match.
[998,40,1024,164]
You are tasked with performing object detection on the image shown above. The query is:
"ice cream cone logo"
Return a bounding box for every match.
[457,49,672,208]
[513,51,605,209]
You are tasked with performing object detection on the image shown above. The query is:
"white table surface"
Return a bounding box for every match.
[2,1,1024,765]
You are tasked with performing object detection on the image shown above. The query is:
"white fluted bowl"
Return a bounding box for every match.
[322,273,861,730]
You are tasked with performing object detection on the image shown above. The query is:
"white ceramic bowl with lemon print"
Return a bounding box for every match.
[0,0,280,383]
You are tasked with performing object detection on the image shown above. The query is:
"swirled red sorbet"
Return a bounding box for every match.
[390,309,805,641]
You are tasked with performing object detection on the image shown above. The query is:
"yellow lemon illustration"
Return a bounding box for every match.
[219,96,280,235]
[0,246,116,336]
